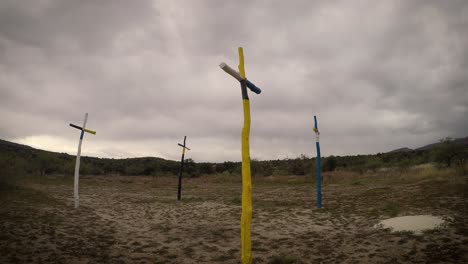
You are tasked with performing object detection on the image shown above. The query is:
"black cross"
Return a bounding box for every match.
[177,136,190,200]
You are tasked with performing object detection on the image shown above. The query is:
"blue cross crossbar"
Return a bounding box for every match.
[219,63,262,94]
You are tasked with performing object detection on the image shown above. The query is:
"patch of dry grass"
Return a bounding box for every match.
[1,165,467,263]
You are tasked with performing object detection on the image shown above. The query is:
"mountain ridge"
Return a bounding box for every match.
[3,136,468,161]
[389,136,468,153]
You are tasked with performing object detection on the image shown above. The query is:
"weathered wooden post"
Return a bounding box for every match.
[177,136,190,201]
[220,47,262,264]
[69,113,96,208]
[313,115,322,208]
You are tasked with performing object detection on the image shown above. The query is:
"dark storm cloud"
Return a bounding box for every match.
[1,0,467,161]
[0,0,156,53]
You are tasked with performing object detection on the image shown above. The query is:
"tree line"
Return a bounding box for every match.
[1,138,466,178]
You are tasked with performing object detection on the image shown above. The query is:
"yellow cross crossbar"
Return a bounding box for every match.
[69,123,96,135]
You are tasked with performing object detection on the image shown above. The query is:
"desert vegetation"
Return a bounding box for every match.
[1,137,467,179]
[1,138,467,263]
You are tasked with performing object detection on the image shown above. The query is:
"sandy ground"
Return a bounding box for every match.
[1,172,467,263]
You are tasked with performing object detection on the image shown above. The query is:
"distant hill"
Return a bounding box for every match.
[388,147,413,153]
[1,136,467,177]
[0,138,167,161]
[415,136,468,151]
[0,139,33,151]
[0,138,186,177]
[389,136,468,153]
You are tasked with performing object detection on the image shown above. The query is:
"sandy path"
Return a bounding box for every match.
[1,174,467,263]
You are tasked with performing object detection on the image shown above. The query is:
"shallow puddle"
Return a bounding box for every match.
[376,215,445,234]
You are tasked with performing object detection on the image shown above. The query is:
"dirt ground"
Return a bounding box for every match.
[1,170,467,263]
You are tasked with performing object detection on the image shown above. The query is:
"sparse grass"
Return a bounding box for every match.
[230,196,242,205]
[383,202,401,217]
[1,167,467,263]
[323,164,459,187]
[207,228,231,242]
[422,226,445,235]
[180,196,205,203]
[455,226,468,237]
[256,199,304,210]
[351,179,363,185]
[268,255,302,264]
[167,254,178,259]
[393,230,415,236]
[0,180,61,208]
[1,177,119,252]
[0,180,16,191]
[182,246,195,257]
[212,254,235,261]
[27,175,73,185]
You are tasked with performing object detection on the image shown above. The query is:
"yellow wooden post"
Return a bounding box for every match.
[219,48,262,264]
[238,47,252,264]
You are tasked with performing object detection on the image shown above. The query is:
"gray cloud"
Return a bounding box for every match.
[1,0,467,162]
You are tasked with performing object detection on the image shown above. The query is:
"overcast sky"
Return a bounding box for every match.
[1,0,467,162]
